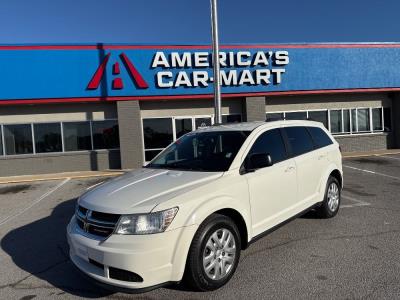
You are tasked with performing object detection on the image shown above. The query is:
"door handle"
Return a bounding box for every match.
[285,166,295,172]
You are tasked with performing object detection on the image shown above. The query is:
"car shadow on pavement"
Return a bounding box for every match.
[1,198,115,298]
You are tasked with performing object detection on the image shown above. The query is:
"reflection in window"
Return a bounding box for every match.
[4,124,33,155]
[63,122,92,151]
[330,110,342,133]
[195,118,212,129]
[308,110,328,128]
[143,118,173,149]
[384,107,391,132]
[222,114,242,123]
[175,119,192,139]
[34,123,62,153]
[351,109,357,132]
[372,108,383,131]
[92,120,120,150]
[266,112,284,121]
[145,149,162,162]
[357,108,370,132]
[285,111,307,121]
[0,127,3,156]
[343,110,351,133]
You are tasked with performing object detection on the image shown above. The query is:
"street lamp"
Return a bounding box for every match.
[210,0,222,124]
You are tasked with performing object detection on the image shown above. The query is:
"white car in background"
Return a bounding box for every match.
[67,120,343,292]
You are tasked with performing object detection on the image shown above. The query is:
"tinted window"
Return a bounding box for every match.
[4,124,33,155]
[330,110,342,133]
[284,126,314,157]
[285,111,307,120]
[372,108,383,131]
[195,117,212,129]
[222,114,241,124]
[357,108,370,132]
[248,129,287,164]
[307,127,333,149]
[143,118,173,149]
[34,123,62,153]
[266,113,284,121]
[63,122,92,151]
[92,120,120,149]
[384,107,391,132]
[308,111,328,129]
[343,109,351,133]
[175,119,193,139]
[0,127,3,156]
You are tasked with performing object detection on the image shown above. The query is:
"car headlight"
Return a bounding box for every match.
[115,207,179,235]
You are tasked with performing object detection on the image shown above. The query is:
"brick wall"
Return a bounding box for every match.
[334,133,392,152]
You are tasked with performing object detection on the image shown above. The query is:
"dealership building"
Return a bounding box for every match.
[0,43,400,176]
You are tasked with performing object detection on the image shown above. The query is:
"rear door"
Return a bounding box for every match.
[243,128,297,236]
[282,126,320,207]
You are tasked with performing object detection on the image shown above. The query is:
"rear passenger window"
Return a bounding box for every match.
[284,126,314,157]
[248,129,287,164]
[307,126,333,149]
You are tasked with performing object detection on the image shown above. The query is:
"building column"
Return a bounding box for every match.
[117,101,144,169]
[244,96,266,122]
[391,93,400,148]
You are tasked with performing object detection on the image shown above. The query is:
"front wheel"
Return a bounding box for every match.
[183,214,241,291]
[316,176,341,218]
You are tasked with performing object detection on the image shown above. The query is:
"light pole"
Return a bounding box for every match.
[210,0,222,124]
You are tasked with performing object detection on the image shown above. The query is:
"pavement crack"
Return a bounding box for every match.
[0,258,69,290]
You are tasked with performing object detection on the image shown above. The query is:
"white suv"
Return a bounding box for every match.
[67,120,342,292]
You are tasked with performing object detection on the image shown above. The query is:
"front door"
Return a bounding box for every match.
[244,128,297,236]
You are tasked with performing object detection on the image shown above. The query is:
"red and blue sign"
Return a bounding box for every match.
[1,44,400,104]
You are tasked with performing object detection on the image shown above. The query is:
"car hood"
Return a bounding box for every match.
[79,168,223,214]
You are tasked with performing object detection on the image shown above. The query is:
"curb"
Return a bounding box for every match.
[0,171,125,185]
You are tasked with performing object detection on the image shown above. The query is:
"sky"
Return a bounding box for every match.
[0,0,399,44]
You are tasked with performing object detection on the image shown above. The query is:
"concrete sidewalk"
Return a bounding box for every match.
[342,148,400,158]
[0,149,399,184]
[0,170,126,184]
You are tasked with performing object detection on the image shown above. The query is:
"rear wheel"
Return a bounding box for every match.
[316,176,341,218]
[183,214,241,291]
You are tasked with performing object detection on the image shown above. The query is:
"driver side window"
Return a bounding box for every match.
[248,128,287,164]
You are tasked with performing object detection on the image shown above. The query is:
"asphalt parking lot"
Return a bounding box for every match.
[1,154,400,300]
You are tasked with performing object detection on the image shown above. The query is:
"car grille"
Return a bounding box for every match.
[75,205,121,238]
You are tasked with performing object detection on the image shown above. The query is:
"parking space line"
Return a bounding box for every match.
[0,178,70,227]
[86,181,104,190]
[341,194,370,208]
[343,165,400,180]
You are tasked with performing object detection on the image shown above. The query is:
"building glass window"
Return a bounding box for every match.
[357,108,370,132]
[195,117,212,129]
[372,108,383,131]
[285,111,307,120]
[308,110,328,128]
[384,107,392,132]
[330,110,342,133]
[4,124,33,155]
[175,119,193,139]
[92,120,119,150]
[343,110,351,133]
[0,127,3,156]
[351,109,357,132]
[34,123,62,153]
[266,113,284,121]
[143,118,173,161]
[222,114,242,124]
[63,122,92,151]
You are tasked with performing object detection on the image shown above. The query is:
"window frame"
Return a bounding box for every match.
[266,107,390,137]
[0,119,119,157]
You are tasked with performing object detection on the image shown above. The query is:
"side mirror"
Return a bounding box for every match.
[242,153,273,174]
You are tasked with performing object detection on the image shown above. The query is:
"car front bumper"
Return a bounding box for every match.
[67,216,197,290]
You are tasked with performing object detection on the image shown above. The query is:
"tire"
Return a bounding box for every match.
[183,214,241,291]
[316,176,341,218]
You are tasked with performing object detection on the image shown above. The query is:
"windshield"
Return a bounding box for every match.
[146,130,250,172]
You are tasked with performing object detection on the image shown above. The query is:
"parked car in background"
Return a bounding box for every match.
[67,120,343,292]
